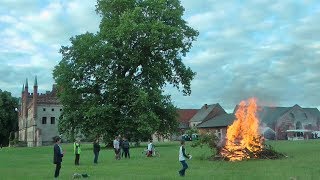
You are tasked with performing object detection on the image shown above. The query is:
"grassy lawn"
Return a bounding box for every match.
[0,140,320,180]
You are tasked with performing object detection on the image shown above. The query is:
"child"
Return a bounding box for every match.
[74,139,81,165]
[178,140,191,177]
[147,139,153,157]
[113,136,120,160]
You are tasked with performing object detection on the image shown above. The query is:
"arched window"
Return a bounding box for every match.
[296,121,302,129]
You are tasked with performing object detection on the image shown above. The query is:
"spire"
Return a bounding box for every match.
[25,78,28,88]
[34,76,38,86]
[22,84,24,92]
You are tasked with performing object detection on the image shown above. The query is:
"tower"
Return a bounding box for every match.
[23,78,28,142]
[33,76,38,121]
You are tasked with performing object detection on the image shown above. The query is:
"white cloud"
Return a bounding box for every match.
[0,0,320,111]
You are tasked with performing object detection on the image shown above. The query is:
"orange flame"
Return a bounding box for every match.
[221,98,263,161]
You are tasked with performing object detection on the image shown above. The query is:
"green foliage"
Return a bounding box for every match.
[0,90,18,146]
[185,127,198,136]
[191,132,220,154]
[53,0,198,143]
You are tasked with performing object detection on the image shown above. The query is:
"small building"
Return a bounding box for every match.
[189,103,226,128]
[18,77,63,147]
[197,113,235,139]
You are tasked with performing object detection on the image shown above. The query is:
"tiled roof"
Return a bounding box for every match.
[303,108,320,119]
[189,104,218,122]
[197,113,235,128]
[177,109,198,124]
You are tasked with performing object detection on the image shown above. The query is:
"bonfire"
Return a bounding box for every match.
[219,98,285,161]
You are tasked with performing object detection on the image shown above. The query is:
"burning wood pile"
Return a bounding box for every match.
[219,98,285,161]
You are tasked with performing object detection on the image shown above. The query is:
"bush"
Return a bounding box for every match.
[191,132,220,155]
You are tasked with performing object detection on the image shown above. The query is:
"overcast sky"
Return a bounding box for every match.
[1,0,319,112]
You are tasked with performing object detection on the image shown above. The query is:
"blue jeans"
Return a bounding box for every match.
[179,160,188,176]
[94,151,99,164]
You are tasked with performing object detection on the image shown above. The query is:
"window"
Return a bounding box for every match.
[215,129,222,138]
[51,117,55,124]
[43,108,46,111]
[42,117,47,124]
[52,108,54,111]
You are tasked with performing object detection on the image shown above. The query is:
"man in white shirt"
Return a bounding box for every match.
[113,136,120,160]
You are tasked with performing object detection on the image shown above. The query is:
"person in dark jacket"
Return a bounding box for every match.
[93,138,101,164]
[122,137,130,158]
[53,136,64,178]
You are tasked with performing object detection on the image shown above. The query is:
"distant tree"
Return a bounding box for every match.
[0,90,19,146]
[53,0,198,143]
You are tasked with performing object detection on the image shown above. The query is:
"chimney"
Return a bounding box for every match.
[204,104,208,109]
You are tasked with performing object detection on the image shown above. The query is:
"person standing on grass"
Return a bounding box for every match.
[118,135,124,158]
[122,137,130,158]
[178,140,191,177]
[74,139,81,165]
[93,138,101,164]
[53,136,64,178]
[147,139,153,157]
[113,136,120,160]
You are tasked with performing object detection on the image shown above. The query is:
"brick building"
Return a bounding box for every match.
[18,77,63,147]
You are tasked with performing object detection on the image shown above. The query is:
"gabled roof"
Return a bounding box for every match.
[177,109,198,124]
[303,108,320,119]
[197,113,235,128]
[177,109,198,129]
[190,104,219,122]
[257,107,291,126]
[234,104,320,127]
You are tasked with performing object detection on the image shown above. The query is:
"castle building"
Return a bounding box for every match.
[18,77,63,147]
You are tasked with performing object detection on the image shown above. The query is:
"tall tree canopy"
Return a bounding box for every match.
[0,90,19,146]
[53,0,198,143]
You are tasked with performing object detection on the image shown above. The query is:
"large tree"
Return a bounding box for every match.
[0,90,19,146]
[53,0,198,143]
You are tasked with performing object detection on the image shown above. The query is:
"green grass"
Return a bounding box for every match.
[0,140,320,179]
